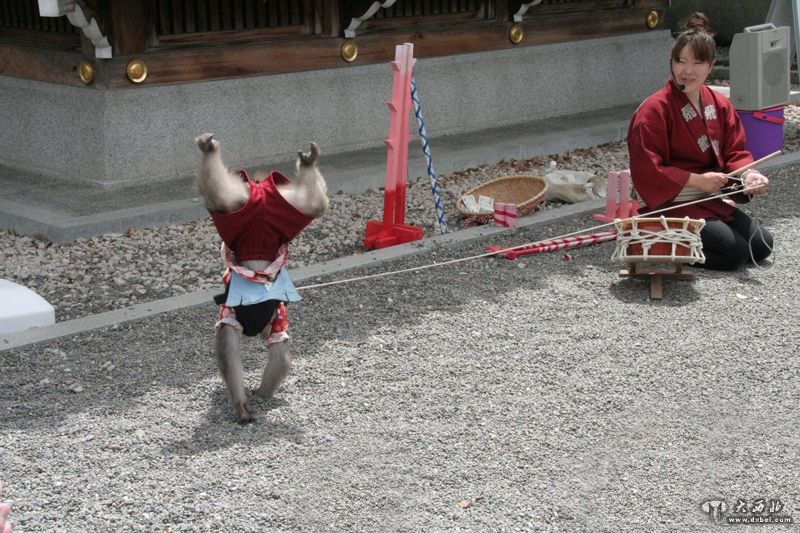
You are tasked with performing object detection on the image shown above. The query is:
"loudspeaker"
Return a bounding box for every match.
[730,24,791,110]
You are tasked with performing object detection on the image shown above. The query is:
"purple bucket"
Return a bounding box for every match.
[737,106,785,160]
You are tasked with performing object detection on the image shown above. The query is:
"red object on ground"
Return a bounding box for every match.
[364,43,424,250]
[493,202,518,227]
[486,231,618,260]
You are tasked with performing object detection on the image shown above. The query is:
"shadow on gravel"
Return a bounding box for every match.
[162,392,304,457]
[608,277,702,305]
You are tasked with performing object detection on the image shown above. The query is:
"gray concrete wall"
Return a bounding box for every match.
[0,30,673,188]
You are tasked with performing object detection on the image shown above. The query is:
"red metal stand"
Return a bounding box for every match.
[364,43,424,250]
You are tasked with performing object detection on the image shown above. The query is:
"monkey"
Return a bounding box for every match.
[195,133,329,423]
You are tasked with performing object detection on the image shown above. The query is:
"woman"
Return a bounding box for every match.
[627,12,773,270]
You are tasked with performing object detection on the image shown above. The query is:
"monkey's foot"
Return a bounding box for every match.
[252,386,275,399]
[297,142,320,167]
[234,399,254,424]
[196,133,219,153]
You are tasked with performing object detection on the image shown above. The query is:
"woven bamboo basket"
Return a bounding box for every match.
[457,174,548,224]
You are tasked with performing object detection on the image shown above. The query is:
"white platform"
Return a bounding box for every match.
[0,279,55,335]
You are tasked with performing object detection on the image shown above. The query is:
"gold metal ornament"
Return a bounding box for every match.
[341,40,359,63]
[78,60,95,85]
[509,23,524,44]
[646,10,660,29]
[126,59,148,83]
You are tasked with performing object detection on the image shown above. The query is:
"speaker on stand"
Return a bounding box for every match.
[729,24,790,158]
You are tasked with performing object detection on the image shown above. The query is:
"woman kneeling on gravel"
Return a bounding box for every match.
[627,12,773,270]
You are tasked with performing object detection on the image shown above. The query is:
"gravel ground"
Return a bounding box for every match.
[2,103,799,323]
[1,160,799,531]
[2,90,800,531]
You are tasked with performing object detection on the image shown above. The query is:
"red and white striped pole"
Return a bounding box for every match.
[486,231,617,260]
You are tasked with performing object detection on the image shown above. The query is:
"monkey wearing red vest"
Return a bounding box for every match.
[195,133,329,423]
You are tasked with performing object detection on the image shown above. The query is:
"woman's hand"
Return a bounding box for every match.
[743,170,769,196]
[688,172,728,193]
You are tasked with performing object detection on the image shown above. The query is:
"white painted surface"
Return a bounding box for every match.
[0,279,55,335]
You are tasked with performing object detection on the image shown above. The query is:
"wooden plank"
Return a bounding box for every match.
[32,0,42,30]
[523,0,629,16]
[110,0,148,55]
[158,0,171,34]
[221,0,232,29]
[156,24,305,44]
[359,9,483,31]
[233,0,243,29]
[209,0,221,31]
[0,44,95,87]
[256,0,267,27]
[197,0,208,31]
[303,0,314,33]
[244,0,255,29]
[483,0,493,19]
[22,0,35,29]
[7,0,19,28]
[185,0,196,32]
[170,0,185,33]
[292,0,303,26]
[650,275,663,299]
[323,0,340,37]
[0,26,80,45]
[279,0,289,26]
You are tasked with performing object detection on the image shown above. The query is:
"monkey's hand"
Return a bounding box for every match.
[196,133,219,153]
[297,142,320,167]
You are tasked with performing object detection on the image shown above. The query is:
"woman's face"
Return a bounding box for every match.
[671,46,714,94]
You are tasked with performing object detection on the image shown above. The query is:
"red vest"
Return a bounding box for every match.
[210,170,314,261]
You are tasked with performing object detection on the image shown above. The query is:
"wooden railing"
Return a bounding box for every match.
[370,0,486,17]
[153,0,313,42]
[0,0,79,45]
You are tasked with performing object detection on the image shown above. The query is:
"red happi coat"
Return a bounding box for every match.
[210,170,314,262]
[627,80,753,222]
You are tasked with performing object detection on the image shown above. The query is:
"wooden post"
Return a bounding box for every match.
[109,0,147,56]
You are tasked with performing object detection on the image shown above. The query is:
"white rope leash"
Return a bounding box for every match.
[295,182,768,292]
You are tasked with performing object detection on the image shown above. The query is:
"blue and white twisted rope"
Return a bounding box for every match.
[411,76,448,234]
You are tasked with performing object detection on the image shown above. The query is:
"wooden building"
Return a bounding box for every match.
[2,0,669,88]
[0,1,672,191]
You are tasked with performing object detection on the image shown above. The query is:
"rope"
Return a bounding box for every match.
[722,175,776,268]
[296,182,768,292]
[611,216,705,264]
[743,194,776,269]
[411,76,448,235]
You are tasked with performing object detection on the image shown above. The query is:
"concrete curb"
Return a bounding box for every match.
[0,199,605,352]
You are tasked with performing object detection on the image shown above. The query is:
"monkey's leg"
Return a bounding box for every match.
[253,341,292,398]
[215,324,254,423]
[194,133,249,213]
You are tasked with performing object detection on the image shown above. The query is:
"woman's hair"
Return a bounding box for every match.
[671,12,716,63]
